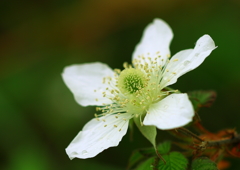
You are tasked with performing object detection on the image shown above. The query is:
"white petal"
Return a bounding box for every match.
[143,93,194,130]
[132,18,173,66]
[62,62,114,106]
[161,35,216,87]
[66,113,131,159]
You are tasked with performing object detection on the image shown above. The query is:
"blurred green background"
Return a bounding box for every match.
[1,0,240,169]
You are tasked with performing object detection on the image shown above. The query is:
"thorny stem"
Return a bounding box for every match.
[155,149,166,164]
[206,133,240,147]
[194,121,214,135]
[152,157,160,170]
[178,127,204,142]
[177,128,240,149]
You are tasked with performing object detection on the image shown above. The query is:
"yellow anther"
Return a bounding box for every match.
[123,62,129,68]
[114,69,121,74]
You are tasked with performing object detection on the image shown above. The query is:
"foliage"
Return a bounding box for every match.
[191,157,218,170]
[129,141,188,170]
[127,90,240,170]
[157,152,188,170]
[188,90,216,111]
[134,117,157,148]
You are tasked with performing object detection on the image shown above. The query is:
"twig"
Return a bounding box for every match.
[206,133,240,147]
[177,128,240,150]
[177,127,204,142]
[155,149,166,164]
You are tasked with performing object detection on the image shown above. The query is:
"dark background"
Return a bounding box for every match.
[1,0,240,169]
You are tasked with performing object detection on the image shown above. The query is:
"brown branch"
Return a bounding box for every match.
[177,128,240,150]
[206,133,240,147]
[177,127,204,142]
[155,149,166,164]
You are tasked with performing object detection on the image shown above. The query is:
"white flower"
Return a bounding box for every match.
[62,18,216,159]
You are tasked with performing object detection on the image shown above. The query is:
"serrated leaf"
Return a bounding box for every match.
[135,157,157,170]
[127,148,155,169]
[157,141,171,155]
[128,141,172,169]
[191,157,218,170]
[158,152,188,170]
[134,117,157,148]
[188,90,216,111]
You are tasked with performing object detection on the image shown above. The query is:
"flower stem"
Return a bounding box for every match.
[155,149,166,164]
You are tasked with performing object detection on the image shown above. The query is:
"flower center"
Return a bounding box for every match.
[118,68,147,94]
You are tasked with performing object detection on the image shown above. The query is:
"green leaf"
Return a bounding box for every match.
[188,90,216,111]
[128,141,171,169]
[158,152,188,170]
[191,157,218,170]
[157,141,171,155]
[135,157,156,170]
[134,117,157,148]
[127,148,154,169]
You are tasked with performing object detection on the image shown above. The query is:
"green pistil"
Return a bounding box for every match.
[118,68,147,94]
